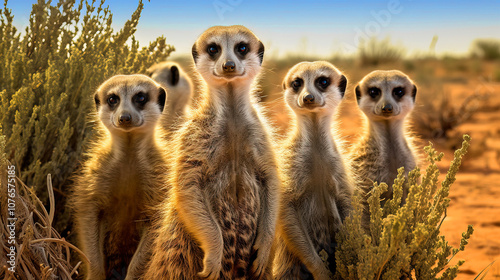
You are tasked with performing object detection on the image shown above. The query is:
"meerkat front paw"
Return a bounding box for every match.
[310,259,331,280]
[198,251,222,280]
[250,236,272,278]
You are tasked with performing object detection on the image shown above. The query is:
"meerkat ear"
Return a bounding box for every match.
[258,41,265,65]
[412,84,417,101]
[94,93,100,111]
[158,87,166,112]
[192,43,199,64]
[338,75,347,98]
[170,65,180,86]
[355,85,361,104]
[282,80,286,90]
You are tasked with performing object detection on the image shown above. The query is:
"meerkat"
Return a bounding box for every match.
[350,70,418,217]
[272,61,353,280]
[143,25,279,280]
[147,61,194,131]
[71,74,168,280]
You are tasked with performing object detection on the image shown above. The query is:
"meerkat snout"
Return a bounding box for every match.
[223,60,236,72]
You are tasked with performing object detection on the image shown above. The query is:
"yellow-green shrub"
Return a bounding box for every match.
[0,0,173,231]
[336,135,473,279]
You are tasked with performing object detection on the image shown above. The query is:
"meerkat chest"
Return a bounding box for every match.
[380,138,416,182]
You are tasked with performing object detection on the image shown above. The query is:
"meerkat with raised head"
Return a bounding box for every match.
[71,75,168,280]
[350,70,418,215]
[272,62,353,280]
[143,25,279,280]
[147,61,194,131]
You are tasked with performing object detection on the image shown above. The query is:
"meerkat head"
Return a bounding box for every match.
[94,74,166,134]
[191,25,264,86]
[282,61,347,116]
[147,61,185,89]
[147,61,193,112]
[355,70,416,121]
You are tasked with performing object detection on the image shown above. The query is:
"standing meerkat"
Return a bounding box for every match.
[272,61,353,280]
[147,61,194,131]
[71,75,168,280]
[143,25,279,280]
[350,70,418,212]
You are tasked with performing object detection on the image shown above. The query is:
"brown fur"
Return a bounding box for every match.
[143,25,279,280]
[70,75,168,280]
[272,62,353,280]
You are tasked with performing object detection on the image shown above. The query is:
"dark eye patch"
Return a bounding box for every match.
[235,42,249,56]
[368,87,381,99]
[207,43,219,57]
[107,94,119,108]
[393,87,405,99]
[315,76,330,91]
[133,91,149,109]
[291,78,303,92]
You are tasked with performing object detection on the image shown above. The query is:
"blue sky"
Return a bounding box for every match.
[7,0,500,58]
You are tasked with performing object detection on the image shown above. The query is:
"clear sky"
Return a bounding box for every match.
[6,0,500,58]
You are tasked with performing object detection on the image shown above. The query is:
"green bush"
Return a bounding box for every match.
[0,0,173,232]
[471,39,500,60]
[335,135,473,279]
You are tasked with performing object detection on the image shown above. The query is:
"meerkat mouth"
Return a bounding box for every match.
[298,102,325,110]
[212,71,246,79]
[112,121,145,131]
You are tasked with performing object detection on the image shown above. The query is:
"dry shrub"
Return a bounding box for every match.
[471,39,500,61]
[335,135,474,279]
[357,37,406,66]
[413,85,489,140]
[1,171,88,279]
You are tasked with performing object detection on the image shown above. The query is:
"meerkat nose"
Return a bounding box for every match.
[119,113,132,124]
[382,103,393,113]
[223,60,236,72]
[303,94,315,104]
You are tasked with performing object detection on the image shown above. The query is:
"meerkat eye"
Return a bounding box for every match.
[316,76,330,90]
[107,94,119,106]
[207,44,219,56]
[393,87,405,98]
[134,92,148,105]
[291,78,303,91]
[368,87,380,99]
[236,43,249,55]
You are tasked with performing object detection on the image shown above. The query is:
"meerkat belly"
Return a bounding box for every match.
[102,172,148,273]
[209,131,262,276]
[303,186,340,251]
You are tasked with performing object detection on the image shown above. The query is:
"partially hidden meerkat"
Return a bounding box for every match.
[143,25,280,280]
[350,70,418,217]
[272,61,353,280]
[71,74,168,280]
[147,61,194,131]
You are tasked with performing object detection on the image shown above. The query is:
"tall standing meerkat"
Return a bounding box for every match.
[143,25,280,280]
[272,61,353,280]
[147,61,194,131]
[71,75,168,280]
[350,70,418,212]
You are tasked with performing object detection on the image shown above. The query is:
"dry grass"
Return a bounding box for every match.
[1,174,88,279]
